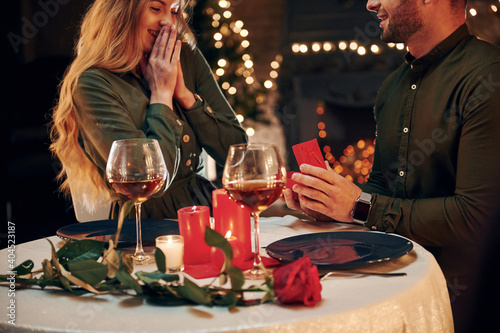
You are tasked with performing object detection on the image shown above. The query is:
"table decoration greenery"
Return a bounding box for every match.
[1,201,321,308]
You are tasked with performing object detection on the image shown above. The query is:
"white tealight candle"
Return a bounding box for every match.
[155,235,184,273]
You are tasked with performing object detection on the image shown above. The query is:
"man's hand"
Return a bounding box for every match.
[284,161,362,222]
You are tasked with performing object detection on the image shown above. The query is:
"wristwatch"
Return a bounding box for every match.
[352,192,372,224]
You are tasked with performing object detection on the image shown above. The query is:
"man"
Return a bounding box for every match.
[284,0,500,331]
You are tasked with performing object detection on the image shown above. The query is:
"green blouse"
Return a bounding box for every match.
[73,46,247,219]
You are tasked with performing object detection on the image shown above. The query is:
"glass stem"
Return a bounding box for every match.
[134,202,145,258]
[252,212,262,271]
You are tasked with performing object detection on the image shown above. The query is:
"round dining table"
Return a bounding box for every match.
[0,215,453,332]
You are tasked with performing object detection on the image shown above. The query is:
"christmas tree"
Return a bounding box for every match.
[190,0,279,126]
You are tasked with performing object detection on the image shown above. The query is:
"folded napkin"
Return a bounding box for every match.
[184,255,281,279]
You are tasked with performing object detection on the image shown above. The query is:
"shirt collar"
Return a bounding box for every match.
[404,24,471,66]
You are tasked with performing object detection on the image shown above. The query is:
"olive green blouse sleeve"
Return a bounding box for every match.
[72,69,182,178]
[180,47,248,165]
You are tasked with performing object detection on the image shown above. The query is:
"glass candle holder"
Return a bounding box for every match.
[155,235,184,273]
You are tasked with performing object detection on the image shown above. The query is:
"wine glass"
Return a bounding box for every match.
[222,143,287,278]
[106,138,167,265]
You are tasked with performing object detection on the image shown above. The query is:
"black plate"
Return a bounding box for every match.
[266,231,413,269]
[57,218,179,247]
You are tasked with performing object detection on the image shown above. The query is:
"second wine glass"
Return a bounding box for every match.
[222,143,286,278]
[106,138,167,265]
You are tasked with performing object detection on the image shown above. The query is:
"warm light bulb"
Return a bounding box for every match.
[264,80,273,89]
[323,42,333,51]
[219,0,230,9]
[217,59,227,67]
[246,127,255,136]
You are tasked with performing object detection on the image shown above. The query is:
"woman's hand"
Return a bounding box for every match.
[141,24,182,109]
[173,60,197,109]
[283,161,362,222]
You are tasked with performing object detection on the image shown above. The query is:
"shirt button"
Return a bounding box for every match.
[411,84,417,90]
[403,127,409,134]
[186,159,192,167]
[183,134,190,143]
[399,171,405,177]
[176,119,182,126]
[206,106,213,113]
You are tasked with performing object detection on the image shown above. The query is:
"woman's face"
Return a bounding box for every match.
[139,0,181,54]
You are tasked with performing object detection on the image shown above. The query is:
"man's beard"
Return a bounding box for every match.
[381,1,423,43]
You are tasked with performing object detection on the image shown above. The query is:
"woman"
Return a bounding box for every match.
[50,0,247,219]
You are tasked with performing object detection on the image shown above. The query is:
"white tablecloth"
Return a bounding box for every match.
[0,216,453,332]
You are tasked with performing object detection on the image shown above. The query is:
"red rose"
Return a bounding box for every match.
[272,256,322,306]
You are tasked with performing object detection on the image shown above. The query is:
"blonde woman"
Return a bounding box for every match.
[50,0,247,219]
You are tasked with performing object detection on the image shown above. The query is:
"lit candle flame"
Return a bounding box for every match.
[168,237,173,245]
[225,231,232,239]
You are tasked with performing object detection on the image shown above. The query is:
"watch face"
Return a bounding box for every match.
[353,193,372,222]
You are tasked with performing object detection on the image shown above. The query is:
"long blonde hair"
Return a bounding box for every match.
[50,0,195,213]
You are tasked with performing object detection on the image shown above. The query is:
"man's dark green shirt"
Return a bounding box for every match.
[363,25,500,250]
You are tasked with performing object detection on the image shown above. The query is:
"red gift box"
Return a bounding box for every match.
[288,140,327,200]
[292,139,327,169]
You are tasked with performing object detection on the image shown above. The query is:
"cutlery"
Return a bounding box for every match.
[319,271,406,280]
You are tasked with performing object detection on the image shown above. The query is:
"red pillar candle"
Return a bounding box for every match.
[212,189,252,261]
[177,206,211,265]
[211,231,245,270]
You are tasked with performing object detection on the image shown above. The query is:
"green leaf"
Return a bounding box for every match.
[102,246,120,279]
[67,260,108,286]
[135,271,180,285]
[226,265,245,292]
[213,291,238,308]
[13,260,34,276]
[154,248,166,273]
[204,227,233,262]
[176,277,212,306]
[56,239,104,267]
[204,227,244,292]
[120,251,134,274]
[116,270,143,295]
[42,259,54,280]
[114,200,135,245]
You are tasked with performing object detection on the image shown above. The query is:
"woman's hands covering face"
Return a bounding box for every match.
[142,24,182,109]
